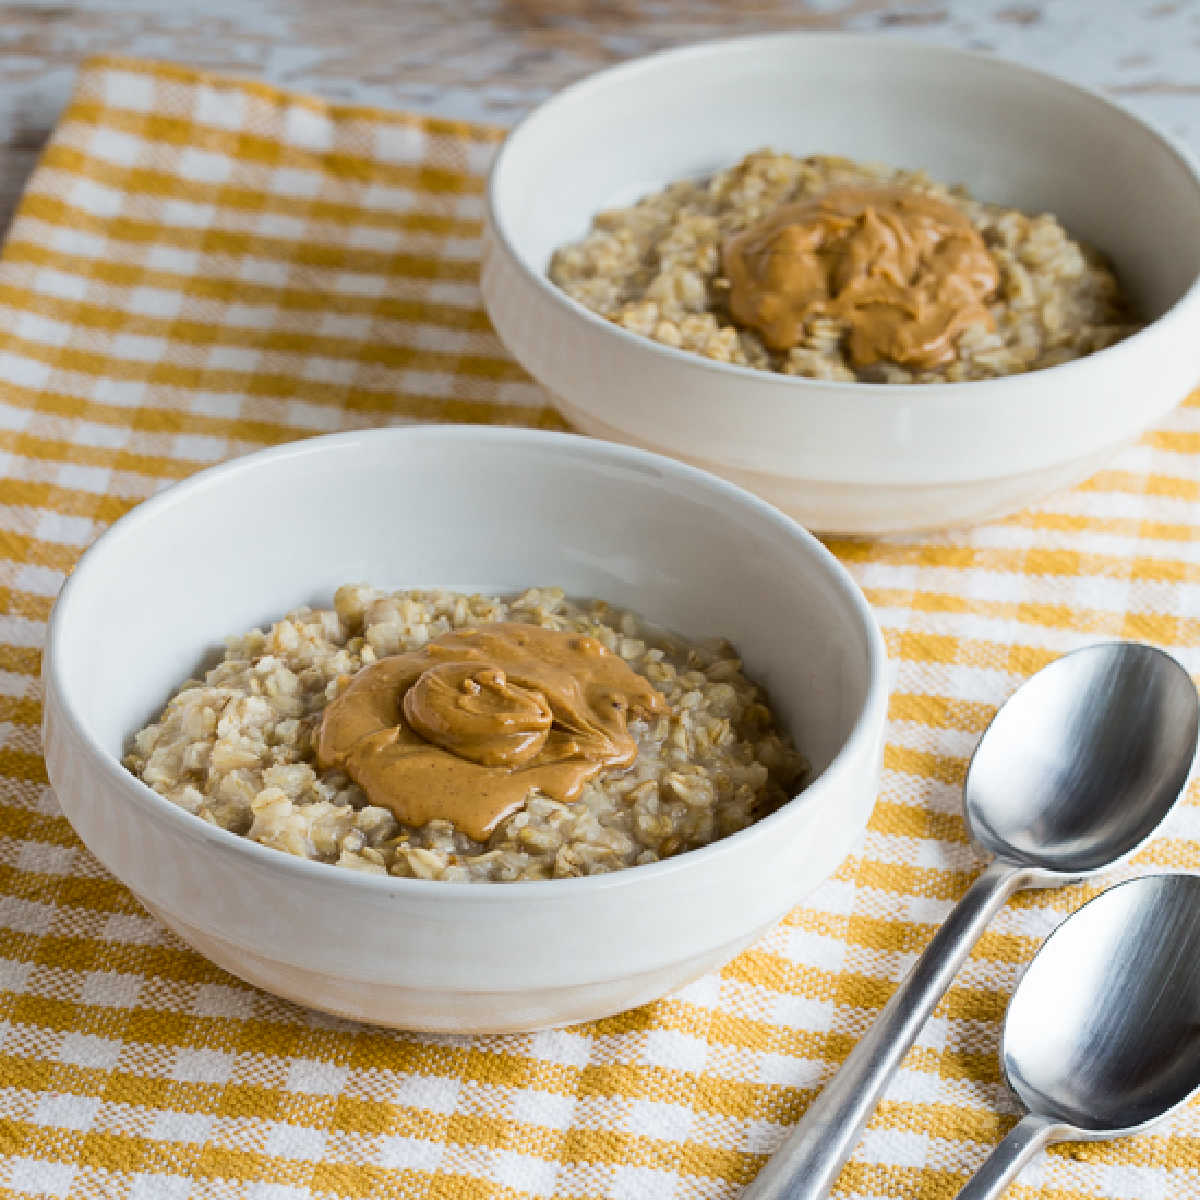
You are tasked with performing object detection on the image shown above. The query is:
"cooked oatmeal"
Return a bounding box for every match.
[548,150,1141,383]
[125,586,808,882]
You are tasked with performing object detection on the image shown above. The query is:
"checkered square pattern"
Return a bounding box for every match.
[0,54,1198,1199]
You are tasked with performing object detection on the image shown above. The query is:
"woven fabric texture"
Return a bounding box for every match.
[0,55,1198,1200]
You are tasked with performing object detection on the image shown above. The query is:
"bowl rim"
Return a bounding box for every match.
[44,423,889,900]
[485,30,1200,399]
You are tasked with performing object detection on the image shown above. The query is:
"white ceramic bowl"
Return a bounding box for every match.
[42,427,887,1033]
[482,34,1200,535]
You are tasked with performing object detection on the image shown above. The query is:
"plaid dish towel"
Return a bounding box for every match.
[2,55,1199,1200]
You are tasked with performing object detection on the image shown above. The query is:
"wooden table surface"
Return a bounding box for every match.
[1,0,1198,237]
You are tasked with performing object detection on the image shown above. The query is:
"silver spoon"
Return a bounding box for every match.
[744,641,1199,1200]
[957,872,1200,1198]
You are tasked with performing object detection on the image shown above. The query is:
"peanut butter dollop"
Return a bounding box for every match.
[723,186,1000,370]
[316,623,670,842]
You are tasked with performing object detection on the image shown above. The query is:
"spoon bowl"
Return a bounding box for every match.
[1005,872,1200,1132]
[957,873,1200,1198]
[965,643,1200,875]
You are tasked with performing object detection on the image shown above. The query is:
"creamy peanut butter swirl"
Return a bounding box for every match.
[723,185,1000,370]
[316,623,670,842]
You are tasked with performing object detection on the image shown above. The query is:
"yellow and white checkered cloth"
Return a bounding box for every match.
[1,55,1199,1200]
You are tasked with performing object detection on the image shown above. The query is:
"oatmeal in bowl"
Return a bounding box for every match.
[42,426,887,1031]
[126,585,807,883]
[549,150,1141,385]
[483,34,1200,533]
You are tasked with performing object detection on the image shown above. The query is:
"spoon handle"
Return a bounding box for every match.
[742,860,1027,1200]
[954,1113,1059,1199]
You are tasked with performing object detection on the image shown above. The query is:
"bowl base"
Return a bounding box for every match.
[135,893,772,1034]
[557,401,1128,536]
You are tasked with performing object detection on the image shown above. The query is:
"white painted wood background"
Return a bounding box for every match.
[1,0,1198,237]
